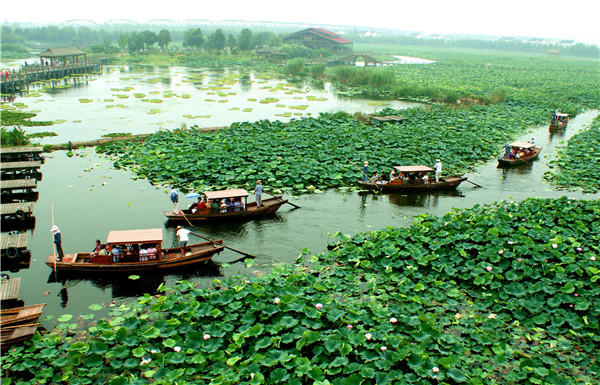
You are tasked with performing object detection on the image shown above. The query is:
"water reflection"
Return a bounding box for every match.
[387,190,465,208]
[498,162,534,179]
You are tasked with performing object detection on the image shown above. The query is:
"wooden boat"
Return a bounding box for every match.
[498,141,542,166]
[1,323,39,350]
[45,228,223,273]
[164,189,287,222]
[0,304,46,327]
[549,112,569,130]
[358,166,467,192]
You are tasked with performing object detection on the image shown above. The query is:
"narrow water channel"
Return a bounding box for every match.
[4,109,599,328]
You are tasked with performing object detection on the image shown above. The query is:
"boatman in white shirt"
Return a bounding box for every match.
[176,226,191,247]
[254,180,264,207]
[434,159,443,183]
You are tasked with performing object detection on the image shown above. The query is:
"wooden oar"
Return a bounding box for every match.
[190,231,258,259]
[465,179,484,188]
[343,156,381,191]
[264,190,301,209]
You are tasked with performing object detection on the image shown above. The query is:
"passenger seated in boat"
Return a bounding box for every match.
[147,245,158,259]
[234,198,243,211]
[390,169,398,181]
[372,172,382,183]
[210,200,220,213]
[98,246,109,256]
[422,173,429,184]
[111,246,121,263]
[92,239,104,255]
[140,246,149,262]
[197,198,208,210]
[408,173,417,184]
[227,199,235,212]
[220,199,229,213]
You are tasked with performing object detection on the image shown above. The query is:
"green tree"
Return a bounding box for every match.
[284,58,306,76]
[227,33,236,51]
[128,32,145,52]
[207,29,226,51]
[238,28,253,50]
[118,34,128,50]
[139,30,158,49]
[183,28,204,50]
[158,29,172,50]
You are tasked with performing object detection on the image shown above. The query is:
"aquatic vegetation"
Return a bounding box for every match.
[78,98,93,103]
[98,103,548,192]
[0,111,53,127]
[544,116,600,193]
[3,197,598,384]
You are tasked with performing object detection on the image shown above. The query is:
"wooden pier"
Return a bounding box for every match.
[0,161,42,181]
[1,202,34,221]
[0,146,44,163]
[1,179,39,203]
[0,278,21,301]
[1,233,28,259]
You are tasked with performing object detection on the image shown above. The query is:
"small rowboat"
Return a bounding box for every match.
[165,189,287,222]
[358,166,467,192]
[1,323,39,350]
[549,112,569,130]
[0,304,46,327]
[45,228,223,273]
[498,141,542,167]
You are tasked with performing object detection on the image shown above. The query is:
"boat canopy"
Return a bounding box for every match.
[394,166,434,173]
[204,189,249,200]
[509,142,535,149]
[106,228,163,245]
[555,113,569,117]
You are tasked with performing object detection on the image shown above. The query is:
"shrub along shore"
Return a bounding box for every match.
[2,197,598,384]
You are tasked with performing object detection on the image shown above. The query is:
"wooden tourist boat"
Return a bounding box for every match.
[357,166,467,192]
[45,228,224,273]
[549,112,569,130]
[0,304,46,327]
[1,323,39,350]
[497,141,542,167]
[164,189,287,222]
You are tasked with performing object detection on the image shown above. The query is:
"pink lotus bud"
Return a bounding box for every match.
[486,266,493,272]
[591,256,596,261]
[390,317,397,323]
[274,297,280,304]
[245,280,250,284]
[365,333,372,341]
[432,367,440,373]
[518,259,522,262]
[203,334,211,340]
[574,293,579,297]
[347,324,353,330]
[552,243,558,249]
[498,250,504,255]
[380,346,387,351]
[508,241,514,245]
[315,303,323,309]
[173,346,181,352]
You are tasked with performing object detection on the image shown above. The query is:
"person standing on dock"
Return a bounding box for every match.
[254,180,264,207]
[434,159,443,183]
[51,225,64,261]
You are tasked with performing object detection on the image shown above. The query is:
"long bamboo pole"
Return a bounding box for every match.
[343,156,381,190]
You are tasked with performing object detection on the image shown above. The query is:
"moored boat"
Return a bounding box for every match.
[45,228,223,273]
[549,112,569,130]
[164,189,287,222]
[1,323,39,350]
[358,166,467,192]
[0,304,46,327]
[498,141,542,167]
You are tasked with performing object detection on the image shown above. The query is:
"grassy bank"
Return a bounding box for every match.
[3,197,598,384]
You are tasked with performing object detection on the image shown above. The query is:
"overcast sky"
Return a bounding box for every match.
[4,0,599,44]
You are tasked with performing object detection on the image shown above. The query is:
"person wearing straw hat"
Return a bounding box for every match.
[51,225,64,261]
[434,159,443,183]
[176,226,191,248]
[362,161,369,182]
[254,180,264,207]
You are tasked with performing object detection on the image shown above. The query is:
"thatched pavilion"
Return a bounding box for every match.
[39,47,88,66]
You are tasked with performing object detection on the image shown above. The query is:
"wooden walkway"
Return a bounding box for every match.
[1,202,34,216]
[0,146,44,162]
[0,161,42,172]
[0,278,21,301]
[1,179,37,191]
[1,233,28,251]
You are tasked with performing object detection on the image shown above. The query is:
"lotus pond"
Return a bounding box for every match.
[3,197,599,384]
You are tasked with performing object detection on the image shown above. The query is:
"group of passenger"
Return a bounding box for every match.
[551,110,567,125]
[92,240,158,263]
[503,140,535,160]
[364,159,443,185]
[187,196,246,214]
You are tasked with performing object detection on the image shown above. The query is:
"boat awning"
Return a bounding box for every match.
[555,113,569,117]
[394,166,434,173]
[509,142,535,149]
[204,189,249,200]
[106,229,163,244]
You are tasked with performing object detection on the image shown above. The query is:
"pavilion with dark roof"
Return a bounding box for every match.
[283,28,353,52]
[39,46,88,66]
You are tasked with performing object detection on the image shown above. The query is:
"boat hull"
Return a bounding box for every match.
[45,242,223,273]
[0,304,46,327]
[358,176,466,192]
[165,196,287,222]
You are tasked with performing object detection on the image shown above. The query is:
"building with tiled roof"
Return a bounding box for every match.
[283,28,353,52]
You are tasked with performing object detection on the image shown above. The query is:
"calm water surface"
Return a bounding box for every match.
[2,66,598,328]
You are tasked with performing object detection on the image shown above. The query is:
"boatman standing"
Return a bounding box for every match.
[176,226,191,247]
[434,159,443,183]
[254,180,264,207]
[362,161,369,182]
[170,189,179,214]
[51,225,64,261]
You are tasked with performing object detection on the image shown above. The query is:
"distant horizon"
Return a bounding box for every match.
[2,18,598,47]
[3,0,600,46]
